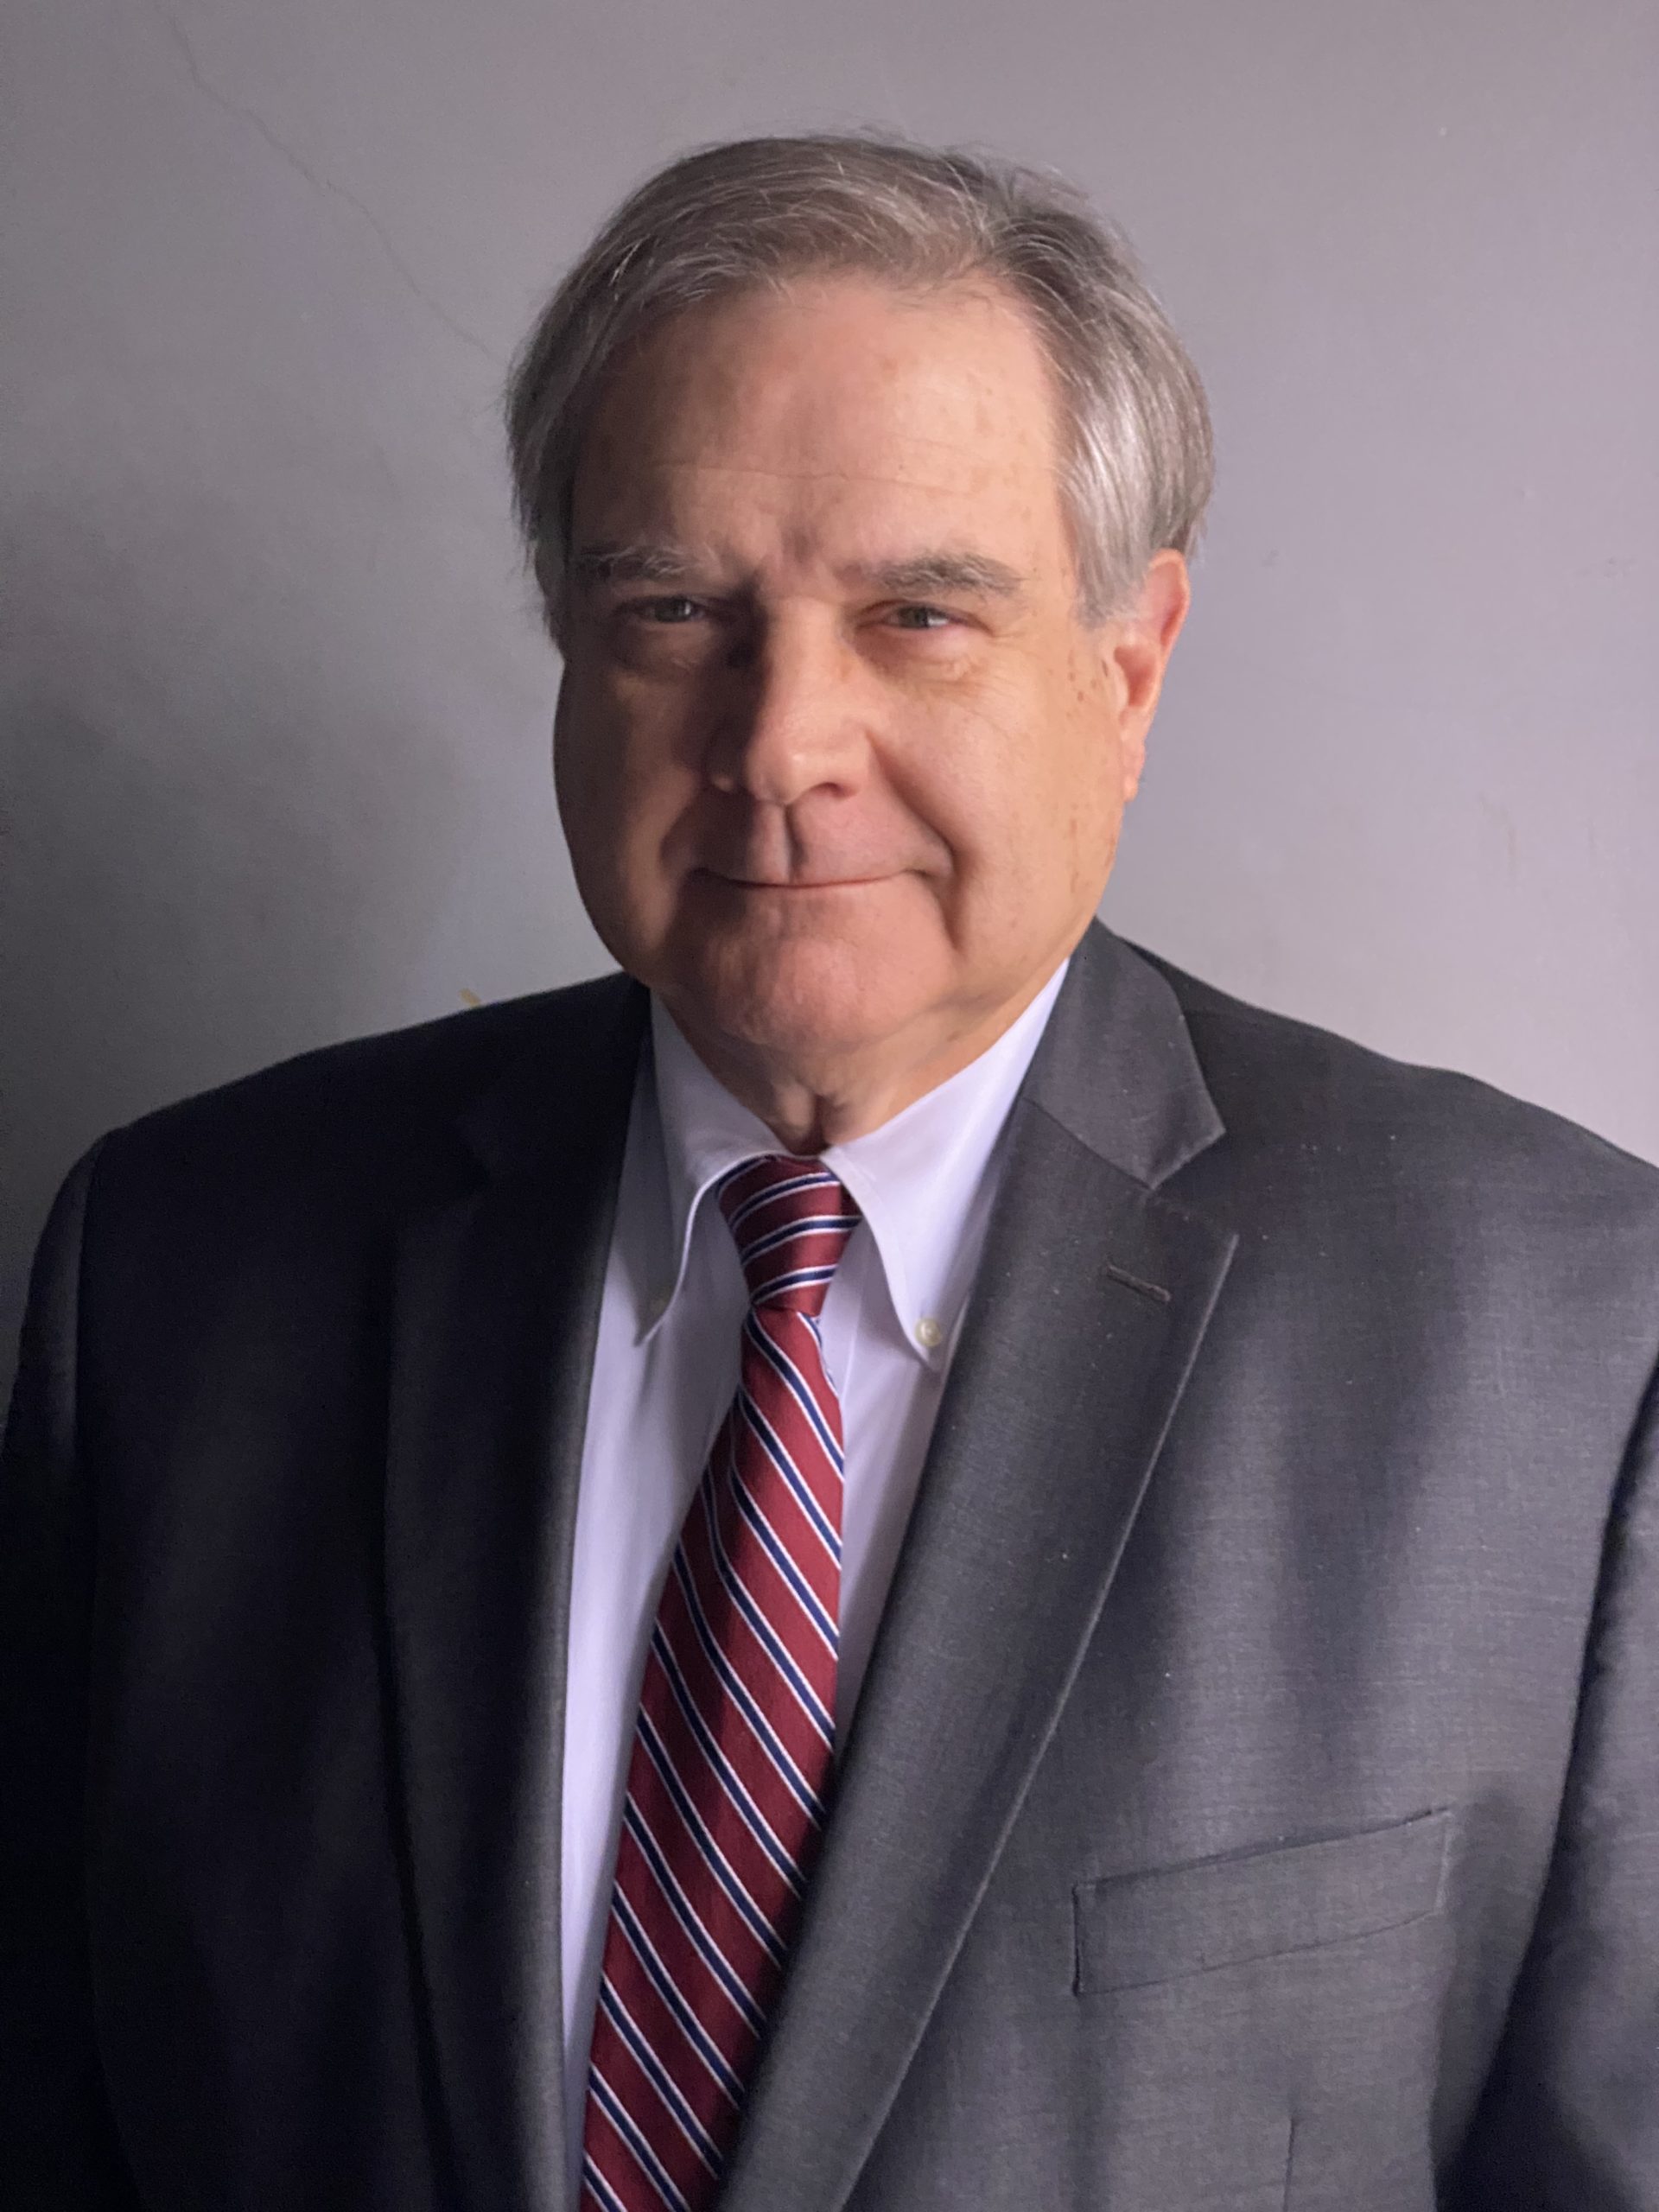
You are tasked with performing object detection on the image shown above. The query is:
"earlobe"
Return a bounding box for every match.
[1121,728,1148,804]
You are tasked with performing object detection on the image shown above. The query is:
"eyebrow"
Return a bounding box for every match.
[568,543,1028,600]
[569,543,703,588]
[849,552,1027,600]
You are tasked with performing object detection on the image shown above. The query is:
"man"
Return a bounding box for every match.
[2,132,1655,2212]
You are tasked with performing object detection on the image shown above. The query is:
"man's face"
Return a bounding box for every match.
[554,271,1187,1105]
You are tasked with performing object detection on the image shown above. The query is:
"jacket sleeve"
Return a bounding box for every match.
[1451,1352,1659,2208]
[0,1144,143,2207]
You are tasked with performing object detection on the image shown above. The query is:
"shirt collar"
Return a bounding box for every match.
[639,959,1071,1363]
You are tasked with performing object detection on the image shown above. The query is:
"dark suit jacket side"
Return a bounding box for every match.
[3,921,1657,2212]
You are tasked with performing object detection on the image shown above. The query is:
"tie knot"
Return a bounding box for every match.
[716,1154,861,1317]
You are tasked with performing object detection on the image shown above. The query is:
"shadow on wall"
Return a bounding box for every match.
[1,570,468,1402]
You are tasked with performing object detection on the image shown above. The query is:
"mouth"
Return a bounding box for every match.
[704,873,892,892]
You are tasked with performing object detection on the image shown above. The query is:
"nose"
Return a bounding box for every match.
[705,608,873,809]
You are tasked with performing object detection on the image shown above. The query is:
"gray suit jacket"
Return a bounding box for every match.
[3,921,1656,2210]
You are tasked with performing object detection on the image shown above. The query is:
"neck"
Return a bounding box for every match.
[663,961,1068,1152]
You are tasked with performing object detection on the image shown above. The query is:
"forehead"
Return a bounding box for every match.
[570,273,1070,570]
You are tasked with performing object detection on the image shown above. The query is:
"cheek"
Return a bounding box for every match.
[1024,662,1125,864]
[918,705,1122,956]
[556,677,692,861]
[894,688,1103,894]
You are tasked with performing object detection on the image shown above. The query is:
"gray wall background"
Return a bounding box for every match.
[3,0,1656,1392]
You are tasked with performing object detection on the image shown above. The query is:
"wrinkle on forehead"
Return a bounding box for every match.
[621,429,1037,474]
[577,457,1052,554]
[586,454,1043,518]
[570,272,1071,595]
[580,280,1060,475]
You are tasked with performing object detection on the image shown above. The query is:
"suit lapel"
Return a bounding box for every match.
[717,925,1237,2212]
[381,975,647,2212]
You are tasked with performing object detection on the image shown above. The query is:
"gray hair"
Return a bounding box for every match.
[504,132,1213,628]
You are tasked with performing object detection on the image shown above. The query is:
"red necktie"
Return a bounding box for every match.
[581,1154,862,2212]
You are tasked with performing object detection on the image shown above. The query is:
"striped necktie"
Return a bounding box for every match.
[581,1154,862,2212]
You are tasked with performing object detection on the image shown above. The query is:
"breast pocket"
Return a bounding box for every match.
[1073,1806,1452,1994]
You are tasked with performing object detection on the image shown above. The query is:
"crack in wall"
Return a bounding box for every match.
[143,0,505,371]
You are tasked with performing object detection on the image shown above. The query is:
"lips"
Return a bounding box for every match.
[701,868,891,890]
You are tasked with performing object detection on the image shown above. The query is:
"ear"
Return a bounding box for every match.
[533,541,569,652]
[1097,548,1191,802]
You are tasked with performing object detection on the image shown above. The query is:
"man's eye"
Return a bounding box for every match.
[889,604,954,631]
[630,596,703,624]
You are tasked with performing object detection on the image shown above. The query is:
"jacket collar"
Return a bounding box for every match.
[1021,918,1224,1186]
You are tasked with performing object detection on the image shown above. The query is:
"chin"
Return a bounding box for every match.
[678,926,930,1065]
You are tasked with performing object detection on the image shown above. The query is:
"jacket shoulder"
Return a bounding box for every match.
[93,969,639,1194]
[1133,942,1659,1207]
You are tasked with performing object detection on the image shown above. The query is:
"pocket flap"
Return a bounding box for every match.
[1074,1806,1452,1993]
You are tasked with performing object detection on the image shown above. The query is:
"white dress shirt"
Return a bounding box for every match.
[558,958,1070,2187]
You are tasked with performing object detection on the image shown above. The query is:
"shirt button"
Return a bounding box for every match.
[914,1316,944,1351]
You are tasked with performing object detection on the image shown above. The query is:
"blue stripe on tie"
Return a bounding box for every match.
[736,1369,840,1532]
[736,1390,842,1567]
[624,1796,765,2024]
[721,1171,830,1240]
[597,1979,722,2172]
[649,1624,804,1916]
[632,1725,796,1991]
[588,2064,692,2212]
[746,1262,839,1303]
[629,1735,785,2010]
[721,1167,836,1233]
[744,1313,845,1488]
[739,1212,860,1264]
[728,1464,837,1651]
[736,1385,841,1558]
[670,1550,826,1826]
[610,1880,747,2102]
[582,2151,632,2212]
[700,1479,836,1748]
